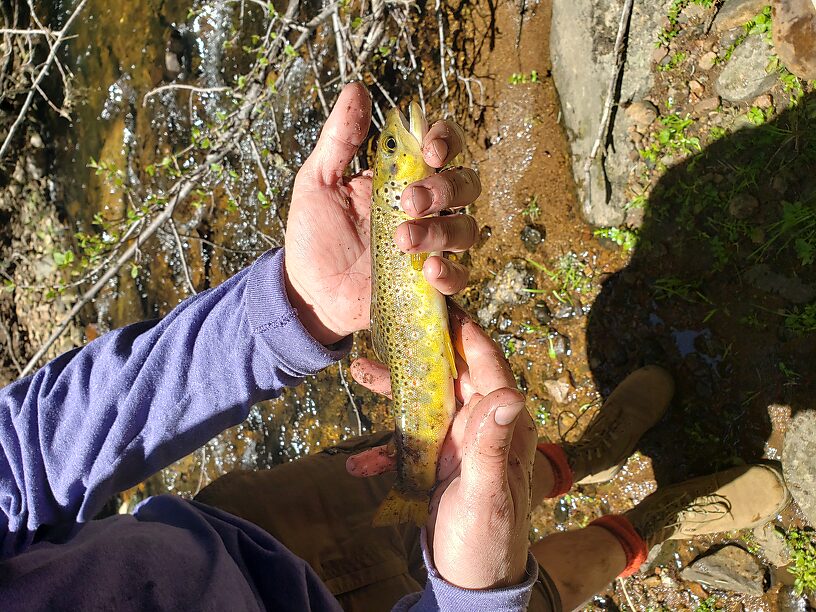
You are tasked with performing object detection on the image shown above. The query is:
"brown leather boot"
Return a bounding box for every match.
[624,464,789,549]
[562,365,674,484]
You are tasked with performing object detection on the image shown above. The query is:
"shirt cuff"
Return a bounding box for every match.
[394,528,538,612]
[244,248,352,376]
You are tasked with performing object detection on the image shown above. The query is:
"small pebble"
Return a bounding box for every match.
[699,51,718,71]
[521,224,545,251]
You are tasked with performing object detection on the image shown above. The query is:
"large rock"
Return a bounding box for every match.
[713,0,770,32]
[551,0,664,226]
[783,410,816,525]
[716,34,777,102]
[772,0,816,80]
[680,545,767,595]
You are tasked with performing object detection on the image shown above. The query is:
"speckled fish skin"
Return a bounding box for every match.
[370,103,457,527]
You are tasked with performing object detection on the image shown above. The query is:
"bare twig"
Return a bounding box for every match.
[142,84,231,107]
[306,42,330,118]
[435,0,449,100]
[582,0,634,210]
[338,361,363,436]
[618,578,637,611]
[0,0,88,161]
[331,5,347,84]
[0,320,22,376]
[168,218,197,295]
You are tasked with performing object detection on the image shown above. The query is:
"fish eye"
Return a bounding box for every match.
[384,136,397,151]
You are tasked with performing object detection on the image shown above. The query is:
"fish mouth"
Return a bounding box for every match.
[397,101,428,146]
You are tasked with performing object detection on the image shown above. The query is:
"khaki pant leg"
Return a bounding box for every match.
[196,432,562,612]
[195,433,422,611]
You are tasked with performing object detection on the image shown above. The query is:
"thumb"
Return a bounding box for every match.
[461,388,526,494]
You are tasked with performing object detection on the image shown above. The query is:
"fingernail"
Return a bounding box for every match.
[405,186,432,215]
[431,139,448,164]
[435,260,448,279]
[407,223,427,248]
[494,400,525,426]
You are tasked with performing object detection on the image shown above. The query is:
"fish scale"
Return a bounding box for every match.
[369,102,457,527]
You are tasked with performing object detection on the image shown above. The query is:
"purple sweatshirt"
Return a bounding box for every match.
[0,248,537,611]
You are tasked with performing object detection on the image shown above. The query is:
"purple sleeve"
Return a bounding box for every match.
[393,529,538,612]
[0,248,350,558]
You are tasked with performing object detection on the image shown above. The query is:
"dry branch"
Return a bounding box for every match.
[0,0,88,161]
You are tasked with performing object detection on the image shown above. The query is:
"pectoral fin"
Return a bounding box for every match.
[443,328,458,379]
[410,252,429,271]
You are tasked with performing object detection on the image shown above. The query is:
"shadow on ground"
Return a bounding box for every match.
[586,92,816,488]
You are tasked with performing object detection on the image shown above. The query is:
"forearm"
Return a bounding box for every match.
[0,248,349,557]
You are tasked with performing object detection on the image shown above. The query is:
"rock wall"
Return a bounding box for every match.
[551,0,665,227]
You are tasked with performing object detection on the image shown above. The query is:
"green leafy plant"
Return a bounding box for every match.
[509,70,540,85]
[694,596,720,612]
[639,113,701,166]
[523,195,541,220]
[785,528,816,595]
[593,227,639,251]
[784,303,816,335]
[657,51,687,72]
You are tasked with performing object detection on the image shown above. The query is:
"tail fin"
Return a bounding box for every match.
[372,488,429,527]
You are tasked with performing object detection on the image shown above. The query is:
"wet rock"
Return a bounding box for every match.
[746,264,816,304]
[694,96,722,114]
[498,313,514,333]
[534,301,553,325]
[680,545,767,595]
[544,377,571,404]
[494,333,526,357]
[625,100,658,128]
[776,585,808,612]
[477,260,533,327]
[772,0,816,80]
[554,304,582,319]
[699,51,718,70]
[783,411,816,525]
[728,192,759,218]
[551,0,663,226]
[716,35,776,102]
[752,523,791,567]
[714,0,770,32]
[545,331,571,357]
[521,224,545,251]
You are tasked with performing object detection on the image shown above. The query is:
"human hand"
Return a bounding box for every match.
[284,83,481,345]
[346,306,536,589]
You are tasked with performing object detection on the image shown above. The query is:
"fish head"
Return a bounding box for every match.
[373,102,431,202]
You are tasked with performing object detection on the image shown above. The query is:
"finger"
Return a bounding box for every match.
[423,256,469,295]
[350,358,392,399]
[302,82,371,186]
[437,392,481,481]
[401,167,481,217]
[346,444,397,477]
[421,119,466,168]
[449,305,516,395]
[460,388,527,495]
[394,214,479,254]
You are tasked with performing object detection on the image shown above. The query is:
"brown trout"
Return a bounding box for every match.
[370,102,458,527]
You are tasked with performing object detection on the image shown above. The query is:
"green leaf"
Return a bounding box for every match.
[130,263,139,279]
